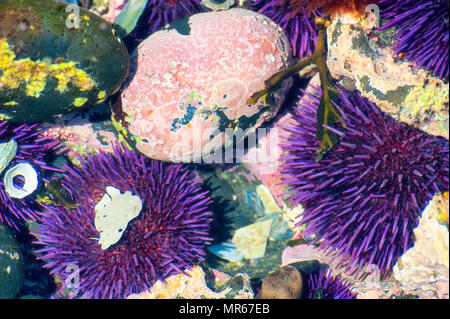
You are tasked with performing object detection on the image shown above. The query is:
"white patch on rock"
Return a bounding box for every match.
[94,186,143,250]
[265,54,275,63]
[393,194,449,287]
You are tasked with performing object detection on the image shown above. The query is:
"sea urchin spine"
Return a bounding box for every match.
[251,0,320,58]
[0,121,60,230]
[305,269,357,299]
[378,0,449,78]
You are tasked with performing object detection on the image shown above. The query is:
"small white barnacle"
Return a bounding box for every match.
[201,0,235,11]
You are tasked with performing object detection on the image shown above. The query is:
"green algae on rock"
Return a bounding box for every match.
[326,16,449,139]
[0,0,129,123]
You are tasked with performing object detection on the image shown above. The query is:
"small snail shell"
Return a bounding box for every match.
[3,162,38,199]
[201,0,235,11]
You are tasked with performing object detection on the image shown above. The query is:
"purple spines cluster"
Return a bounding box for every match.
[378,0,449,78]
[0,121,61,229]
[251,0,320,58]
[33,145,213,299]
[145,0,203,33]
[281,87,449,276]
[305,269,357,299]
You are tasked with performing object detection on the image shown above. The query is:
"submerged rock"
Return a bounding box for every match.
[207,241,244,262]
[126,265,253,299]
[0,0,129,122]
[232,219,273,259]
[0,225,24,298]
[199,165,289,279]
[258,265,303,299]
[392,193,449,298]
[117,8,292,162]
[40,102,118,164]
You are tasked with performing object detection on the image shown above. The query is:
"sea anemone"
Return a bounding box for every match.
[33,145,213,299]
[378,0,449,79]
[0,121,60,230]
[304,269,357,299]
[251,0,320,58]
[281,86,449,276]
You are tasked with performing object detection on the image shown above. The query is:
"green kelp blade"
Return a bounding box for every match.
[316,84,343,162]
[113,0,148,38]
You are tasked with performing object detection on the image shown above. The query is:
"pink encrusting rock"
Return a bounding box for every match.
[118,8,293,162]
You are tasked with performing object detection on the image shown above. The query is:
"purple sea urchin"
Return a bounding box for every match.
[281,87,449,276]
[33,145,213,299]
[378,0,449,78]
[0,122,60,230]
[251,0,320,58]
[305,269,357,299]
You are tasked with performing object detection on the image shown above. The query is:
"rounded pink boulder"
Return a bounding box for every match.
[118,8,292,162]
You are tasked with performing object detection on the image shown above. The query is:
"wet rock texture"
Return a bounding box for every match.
[119,8,292,162]
[0,225,24,298]
[0,0,129,123]
[126,265,253,299]
[327,16,449,139]
[41,103,118,164]
[391,193,449,299]
[258,265,303,299]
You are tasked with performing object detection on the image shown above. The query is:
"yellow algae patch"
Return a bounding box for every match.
[2,101,18,106]
[73,97,88,107]
[50,62,95,94]
[95,90,107,103]
[0,38,96,98]
[97,90,106,100]
[0,113,12,121]
[432,192,449,228]
[0,38,15,69]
